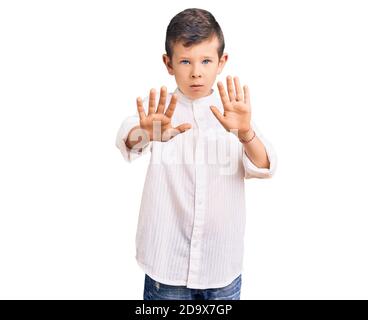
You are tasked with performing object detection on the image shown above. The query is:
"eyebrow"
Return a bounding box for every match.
[178,56,214,59]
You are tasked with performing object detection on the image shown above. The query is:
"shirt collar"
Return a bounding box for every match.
[174,87,217,106]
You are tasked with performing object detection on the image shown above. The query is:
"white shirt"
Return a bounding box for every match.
[116,87,277,289]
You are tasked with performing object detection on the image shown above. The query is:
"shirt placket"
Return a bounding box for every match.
[187,101,206,287]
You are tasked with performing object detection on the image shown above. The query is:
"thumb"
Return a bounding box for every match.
[164,123,191,141]
[162,127,180,141]
[174,123,192,133]
[210,106,225,125]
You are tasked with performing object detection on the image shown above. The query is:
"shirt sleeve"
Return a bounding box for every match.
[115,96,152,162]
[242,120,277,179]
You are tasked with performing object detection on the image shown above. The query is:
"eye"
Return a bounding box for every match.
[179,59,212,65]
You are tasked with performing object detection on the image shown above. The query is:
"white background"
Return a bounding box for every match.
[1,0,367,299]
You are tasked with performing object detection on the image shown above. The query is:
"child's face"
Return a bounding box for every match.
[163,36,228,100]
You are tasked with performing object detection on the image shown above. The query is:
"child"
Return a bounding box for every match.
[116,8,277,300]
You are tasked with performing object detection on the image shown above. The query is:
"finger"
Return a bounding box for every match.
[162,127,178,141]
[174,123,192,133]
[156,86,167,114]
[217,81,230,107]
[136,97,146,121]
[148,88,156,115]
[164,93,178,119]
[234,76,243,101]
[226,75,236,101]
[163,123,191,141]
[210,106,226,127]
[243,85,251,107]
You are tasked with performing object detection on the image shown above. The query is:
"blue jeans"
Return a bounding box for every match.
[143,274,242,300]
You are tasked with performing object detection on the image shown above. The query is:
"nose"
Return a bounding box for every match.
[190,65,202,79]
[191,72,202,79]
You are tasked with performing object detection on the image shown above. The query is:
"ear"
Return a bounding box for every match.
[216,53,229,75]
[162,54,175,75]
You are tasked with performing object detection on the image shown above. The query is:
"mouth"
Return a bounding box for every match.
[190,84,204,88]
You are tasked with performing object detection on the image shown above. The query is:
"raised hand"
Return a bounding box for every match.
[136,86,192,142]
[210,76,252,140]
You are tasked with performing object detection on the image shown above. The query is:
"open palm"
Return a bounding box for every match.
[210,76,252,137]
[137,86,192,142]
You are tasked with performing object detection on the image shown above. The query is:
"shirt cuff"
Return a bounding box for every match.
[115,116,152,162]
[242,121,277,179]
